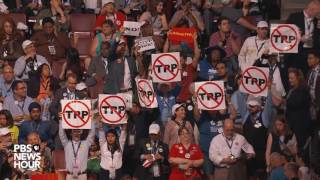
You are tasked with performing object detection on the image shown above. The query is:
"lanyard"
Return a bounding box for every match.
[40,78,50,91]
[161,97,170,107]
[4,81,13,95]
[255,38,265,56]
[223,134,234,155]
[16,100,26,113]
[71,141,81,160]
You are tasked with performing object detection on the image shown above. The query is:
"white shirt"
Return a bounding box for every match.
[209,133,255,167]
[238,36,270,71]
[99,129,126,171]
[122,58,132,89]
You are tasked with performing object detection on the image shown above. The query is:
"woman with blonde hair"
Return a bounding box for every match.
[265,115,297,172]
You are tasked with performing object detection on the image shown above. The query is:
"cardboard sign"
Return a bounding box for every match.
[136,79,158,108]
[151,52,181,83]
[135,36,155,52]
[99,94,128,124]
[123,21,141,36]
[61,100,92,129]
[239,66,269,97]
[195,81,226,110]
[270,24,300,53]
[167,27,196,48]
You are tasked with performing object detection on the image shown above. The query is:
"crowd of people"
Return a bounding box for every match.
[0,0,319,180]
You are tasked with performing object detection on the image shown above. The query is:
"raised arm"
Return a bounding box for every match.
[265,133,272,170]
[86,122,96,146]
[58,121,68,147]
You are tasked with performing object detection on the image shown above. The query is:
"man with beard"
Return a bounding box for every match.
[103,39,138,95]
[18,102,53,148]
[242,95,272,179]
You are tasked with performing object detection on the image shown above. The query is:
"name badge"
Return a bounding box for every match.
[48,45,56,55]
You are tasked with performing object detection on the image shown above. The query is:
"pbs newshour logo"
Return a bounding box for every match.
[13,144,41,169]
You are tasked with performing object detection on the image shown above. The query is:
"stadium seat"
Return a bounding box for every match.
[52,149,66,171]
[70,13,96,33]
[0,13,27,25]
[76,36,93,58]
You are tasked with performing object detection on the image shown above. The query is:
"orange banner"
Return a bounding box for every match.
[167,28,196,47]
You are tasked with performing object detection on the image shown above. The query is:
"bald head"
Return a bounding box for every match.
[223,119,234,138]
[2,65,14,82]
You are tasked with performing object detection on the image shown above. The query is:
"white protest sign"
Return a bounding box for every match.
[270,24,300,53]
[151,52,181,83]
[239,66,269,97]
[98,94,128,124]
[136,78,158,108]
[195,81,226,110]
[61,100,92,129]
[135,36,155,52]
[123,21,141,36]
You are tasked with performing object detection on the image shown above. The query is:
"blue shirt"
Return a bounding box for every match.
[198,59,217,81]
[3,94,33,125]
[270,167,287,180]
[198,112,222,155]
[18,120,53,148]
[0,77,13,98]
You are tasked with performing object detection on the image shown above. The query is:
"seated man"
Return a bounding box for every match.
[0,65,15,103]
[31,17,70,77]
[18,102,53,149]
[3,80,33,126]
[14,40,50,81]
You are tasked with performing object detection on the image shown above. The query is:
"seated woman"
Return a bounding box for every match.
[27,63,60,102]
[164,104,195,149]
[0,109,19,143]
[0,17,24,64]
[168,127,204,180]
[139,0,169,36]
[265,115,298,169]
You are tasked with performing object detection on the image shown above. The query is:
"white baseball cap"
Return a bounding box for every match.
[246,95,262,106]
[149,124,160,134]
[0,128,10,136]
[76,82,87,91]
[172,104,184,115]
[22,40,33,51]
[257,21,269,28]
[221,0,232,5]
[17,22,28,31]
[102,0,114,6]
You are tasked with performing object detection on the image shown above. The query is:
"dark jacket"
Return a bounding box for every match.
[49,87,87,121]
[286,11,320,50]
[286,85,312,148]
[134,138,170,180]
[103,56,138,94]
[27,76,60,98]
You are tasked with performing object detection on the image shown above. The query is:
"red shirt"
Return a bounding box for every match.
[95,11,126,30]
[176,64,197,102]
[169,143,203,180]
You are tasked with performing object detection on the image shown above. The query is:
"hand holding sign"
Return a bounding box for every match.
[239,66,269,97]
[151,52,181,83]
[99,94,128,124]
[136,79,158,108]
[195,81,226,110]
[270,24,300,53]
[61,100,92,129]
[123,21,141,36]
